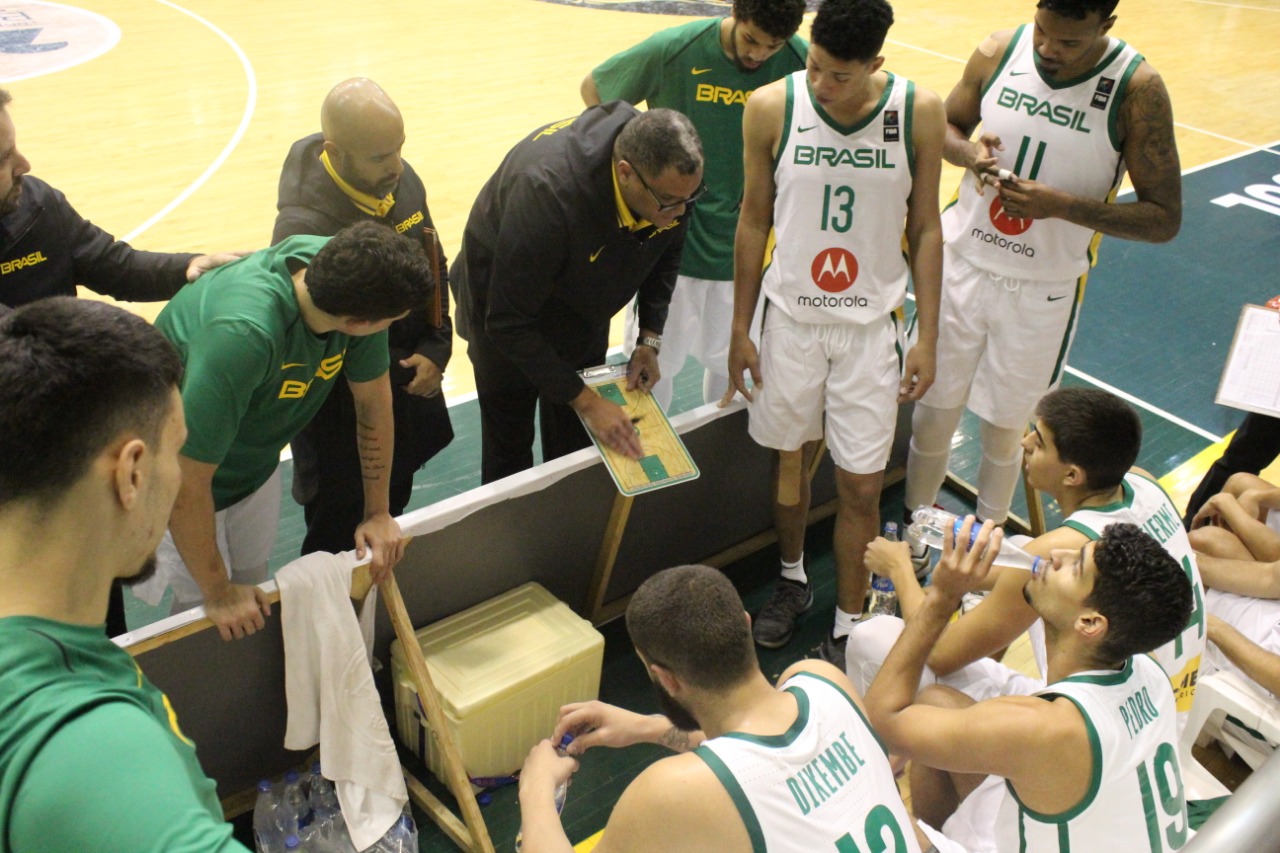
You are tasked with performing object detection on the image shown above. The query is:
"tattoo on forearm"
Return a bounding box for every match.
[1069,72,1180,242]
[659,726,692,753]
[356,418,387,481]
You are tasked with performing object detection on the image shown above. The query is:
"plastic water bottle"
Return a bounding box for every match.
[318,812,357,853]
[376,815,418,853]
[253,780,283,853]
[867,523,899,617]
[309,763,341,823]
[514,733,576,852]
[908,508,1043,575]
[296,820,324,853]
[553,732,575,812]
[280,770,311,835]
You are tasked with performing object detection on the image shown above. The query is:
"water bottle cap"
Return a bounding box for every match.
[312,761,322,774]
[558,732,575,749]
[884,521,898,535]
[284,835,299,849]
[284,769,300,783]
[257,779,272,792]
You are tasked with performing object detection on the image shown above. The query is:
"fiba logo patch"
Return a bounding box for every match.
[988,195,1033,236]
[0,2,119,83]
[811,247,858,293]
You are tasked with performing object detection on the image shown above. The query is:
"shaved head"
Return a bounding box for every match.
[320,78,406,198]
[321,78,401,146]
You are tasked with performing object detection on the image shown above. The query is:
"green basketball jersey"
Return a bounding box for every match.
[156,236,390,509]
[0,617,247,852]
[593,18,807,280]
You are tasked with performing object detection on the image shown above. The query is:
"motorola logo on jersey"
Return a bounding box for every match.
[989,195,1033,236]
[810,248,859,293]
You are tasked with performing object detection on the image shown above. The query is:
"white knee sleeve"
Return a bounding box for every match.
[976,421,1024,523]
[906,403,966,511]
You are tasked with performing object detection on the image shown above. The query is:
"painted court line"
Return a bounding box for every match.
[1061,366,1224,444]
[885,38,966,65]
[886,28,1270,157]
[1175,124,1280,153]
[1176,139,1280,177]
[915,286,1226,445]
[1186,0,1280,12]
[121,0,257,243]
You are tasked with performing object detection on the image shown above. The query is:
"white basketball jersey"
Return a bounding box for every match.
[995,655,1190,852]
[694,672,921,853]
[943,25,1144,280]
[762,70,916,325]
[1059,472,1207,728]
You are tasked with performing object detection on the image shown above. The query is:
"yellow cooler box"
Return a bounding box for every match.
[390,582,604,781]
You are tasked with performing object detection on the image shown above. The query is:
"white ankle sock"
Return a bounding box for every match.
[833,608,859,638]
[780,555,807,585]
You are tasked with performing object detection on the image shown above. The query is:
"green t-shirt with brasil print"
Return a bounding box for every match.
[593,18,807,281]
[156,235,389,510]
[0,617,248,852]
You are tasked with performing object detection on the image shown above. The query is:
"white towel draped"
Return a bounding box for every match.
[277,551,407,851]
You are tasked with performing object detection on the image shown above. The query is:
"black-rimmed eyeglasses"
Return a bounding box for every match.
[632,167,708,213]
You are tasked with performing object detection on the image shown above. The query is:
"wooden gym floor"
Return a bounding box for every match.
[5,0,1279,848]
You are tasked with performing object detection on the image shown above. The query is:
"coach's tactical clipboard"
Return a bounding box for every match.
[577,363,700,496]
[1217,303,1280,418]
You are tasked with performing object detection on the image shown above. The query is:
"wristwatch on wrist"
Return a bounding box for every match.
[637,334,662,354]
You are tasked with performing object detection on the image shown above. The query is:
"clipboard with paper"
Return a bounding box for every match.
[1216,304,1280,418]
[577,362,700,496]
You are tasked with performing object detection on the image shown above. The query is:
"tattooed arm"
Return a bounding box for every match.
[1069,63,1181,241]
[998,62,1182,241]
[553,700,706,756]
[348,371,404,581]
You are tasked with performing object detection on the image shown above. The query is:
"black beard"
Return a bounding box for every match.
[122,554,158,587]
[652,676,702,733]
[0,185,20,217]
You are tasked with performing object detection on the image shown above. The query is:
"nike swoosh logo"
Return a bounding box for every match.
[1047,295,1069,302]
[1009,71,1030,76]
[280,362,307,370]
[590,246,605,262]
[798,125,817,133]
[691,67,712,75]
